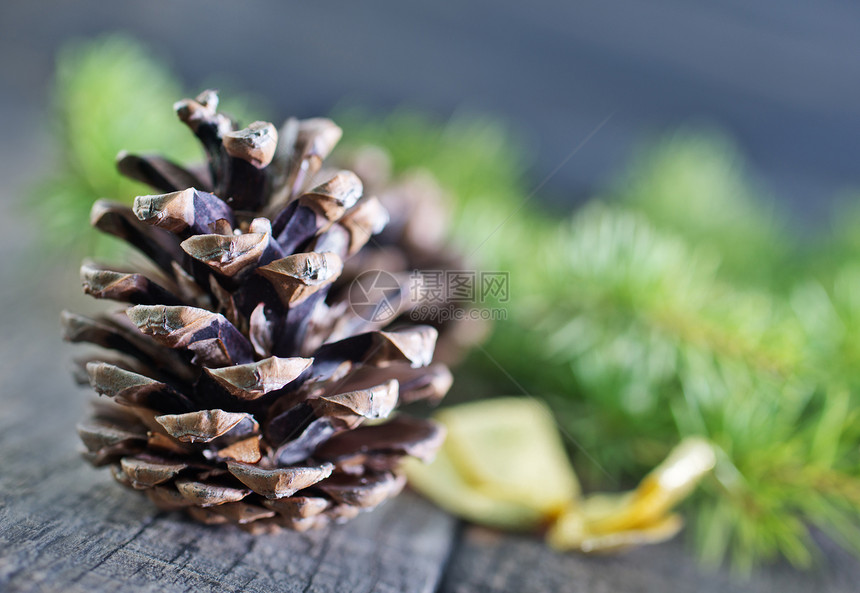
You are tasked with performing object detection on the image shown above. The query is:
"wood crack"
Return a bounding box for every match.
[69,512,161,584]
[433,520,465,593]
[223,537,256,578]
[300,530,334,593]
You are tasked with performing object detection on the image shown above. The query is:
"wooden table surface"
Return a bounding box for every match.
[1,265,858,593]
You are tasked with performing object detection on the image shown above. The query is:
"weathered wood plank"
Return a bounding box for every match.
[1,485,455,593]
[2,251,860,593]
[0,305,458,593]
[439,525,860,593]
[0,432,457,593]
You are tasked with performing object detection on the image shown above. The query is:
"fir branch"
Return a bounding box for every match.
[478,203,860,570]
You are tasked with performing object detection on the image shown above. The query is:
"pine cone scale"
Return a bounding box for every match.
[67,90,452,531]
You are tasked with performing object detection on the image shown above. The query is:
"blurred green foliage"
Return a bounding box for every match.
[34,35,199,255]
[34,34,860,572]
[332,106,535,261]
[33,35,266,257]
[610,130,790,287]
[482,202,860,570]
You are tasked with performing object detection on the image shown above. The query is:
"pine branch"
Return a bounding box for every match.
[478,203,860,569]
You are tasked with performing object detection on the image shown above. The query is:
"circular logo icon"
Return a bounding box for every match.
[348,269,403,323]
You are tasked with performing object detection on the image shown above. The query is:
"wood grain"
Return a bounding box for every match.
[0,418,457,593]
[439,525,859,593]
[0,294,458,593]
[1,283,859,592]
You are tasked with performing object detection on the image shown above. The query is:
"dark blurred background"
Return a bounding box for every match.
[3,0,860,221]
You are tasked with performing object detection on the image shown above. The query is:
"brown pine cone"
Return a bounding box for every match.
[332,145,491,365]
[64,90,452,533]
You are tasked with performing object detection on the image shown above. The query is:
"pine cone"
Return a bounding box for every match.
[63,90,452,533]
[333,145,491,365]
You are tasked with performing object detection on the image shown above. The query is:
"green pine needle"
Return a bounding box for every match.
[480,202,860,570]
